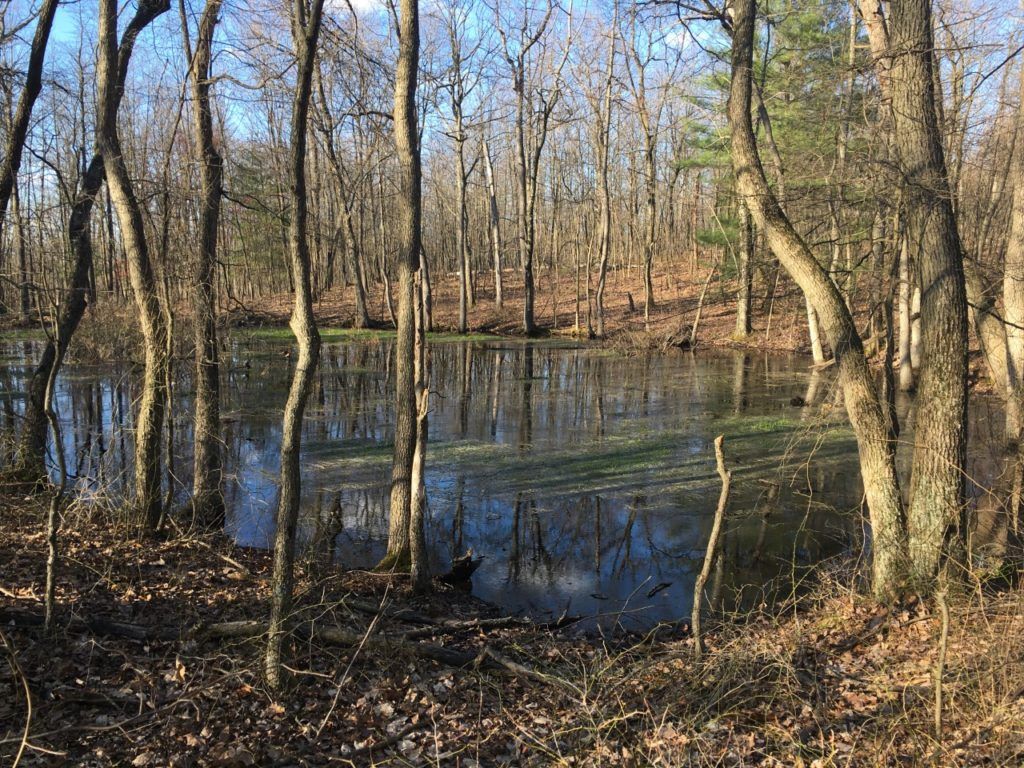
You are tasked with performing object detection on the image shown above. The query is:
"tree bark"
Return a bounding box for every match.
[728,0,906,598]
[183,0,225,523]
[97,0,171,531]
[888,0,969,583]
[734,201,753,339]
[1003,63,1024,440]
[898,234,916,391]
[592,19,615,338]
[409,270,430,592]
[13,0,170,484]
[482,136,503,308]
[264,0,326,691]
[379,0,422,571]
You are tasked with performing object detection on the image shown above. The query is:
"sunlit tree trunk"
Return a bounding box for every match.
[409,269,430,592]
[729,0,906,599]
[13,0,170,484]
[482,135,503,308]
[265,0,326,691]
[898,236,915,391]
[888,0,969,583]
[592,17,615,338]
[735,201,753,339]
[379,0,422,571]
[183,0,225,522]
[97,0,170,531]
[1003,64,1024,440]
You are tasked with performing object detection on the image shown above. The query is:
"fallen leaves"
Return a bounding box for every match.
[2,498,1024,767]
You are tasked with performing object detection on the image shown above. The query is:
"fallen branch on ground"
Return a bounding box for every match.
[204,619,568,686]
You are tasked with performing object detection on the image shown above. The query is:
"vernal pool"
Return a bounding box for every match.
[3,335,912,627]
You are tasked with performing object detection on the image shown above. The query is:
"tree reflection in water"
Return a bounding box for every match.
[5,338,1007,628]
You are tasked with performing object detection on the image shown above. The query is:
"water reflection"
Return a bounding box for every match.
[2,337,962,627]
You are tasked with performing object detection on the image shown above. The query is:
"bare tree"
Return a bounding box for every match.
[97,0,171,529]
[379,0,424,571]
[588,5,616,338]
[0,0,60,260]
[265,0,327,691]
[728,0,906,597]
[482,134,503,307]
[494,0,567,335]
[13,0,170,484]
[181,0,225,522]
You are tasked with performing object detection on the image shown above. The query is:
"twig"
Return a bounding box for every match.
[0,629,31,767]
[399,616,529,640]
[692,435,731,660]
[203,620,569,687]
[934,586,950,741]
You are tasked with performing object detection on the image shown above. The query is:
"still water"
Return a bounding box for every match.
[2,336,882,627]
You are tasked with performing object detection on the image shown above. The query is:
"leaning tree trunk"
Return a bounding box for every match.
[729,0,906,599]
[185,0,225,523]
[97,0,170,531]
[12,0,170,484]
[378,0,422,572]
[888,0,969,585]
[0,0,60,253]
[265,0,326,692]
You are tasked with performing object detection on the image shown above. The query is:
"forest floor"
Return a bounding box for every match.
[2,496,1023,766]
[227,266,832,354]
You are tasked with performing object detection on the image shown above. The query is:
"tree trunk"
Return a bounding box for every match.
[184,0,225,523]
[379,0,422,572]
[805,299,826,363]
[12,1,170,484]
[888,0,969,584]
[456,119,469,334]
[642,121,657,328]
[409,269,430,592]
[0,0,60,249]
[1003,64,1024,439]
[514,84,536,335]
[97,0,170,531]
[734,201,753,339]
[728,0,906,599]
[898,234,915,391]
[265,0,326,692]
[482,136,503,308]
[593,20,615,338]
[343,202,371,328]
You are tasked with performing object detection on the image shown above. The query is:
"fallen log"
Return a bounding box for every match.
[203,620,568,685]
[204,620,477,667]
[399,616,530,640]
[0,607,178,642]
